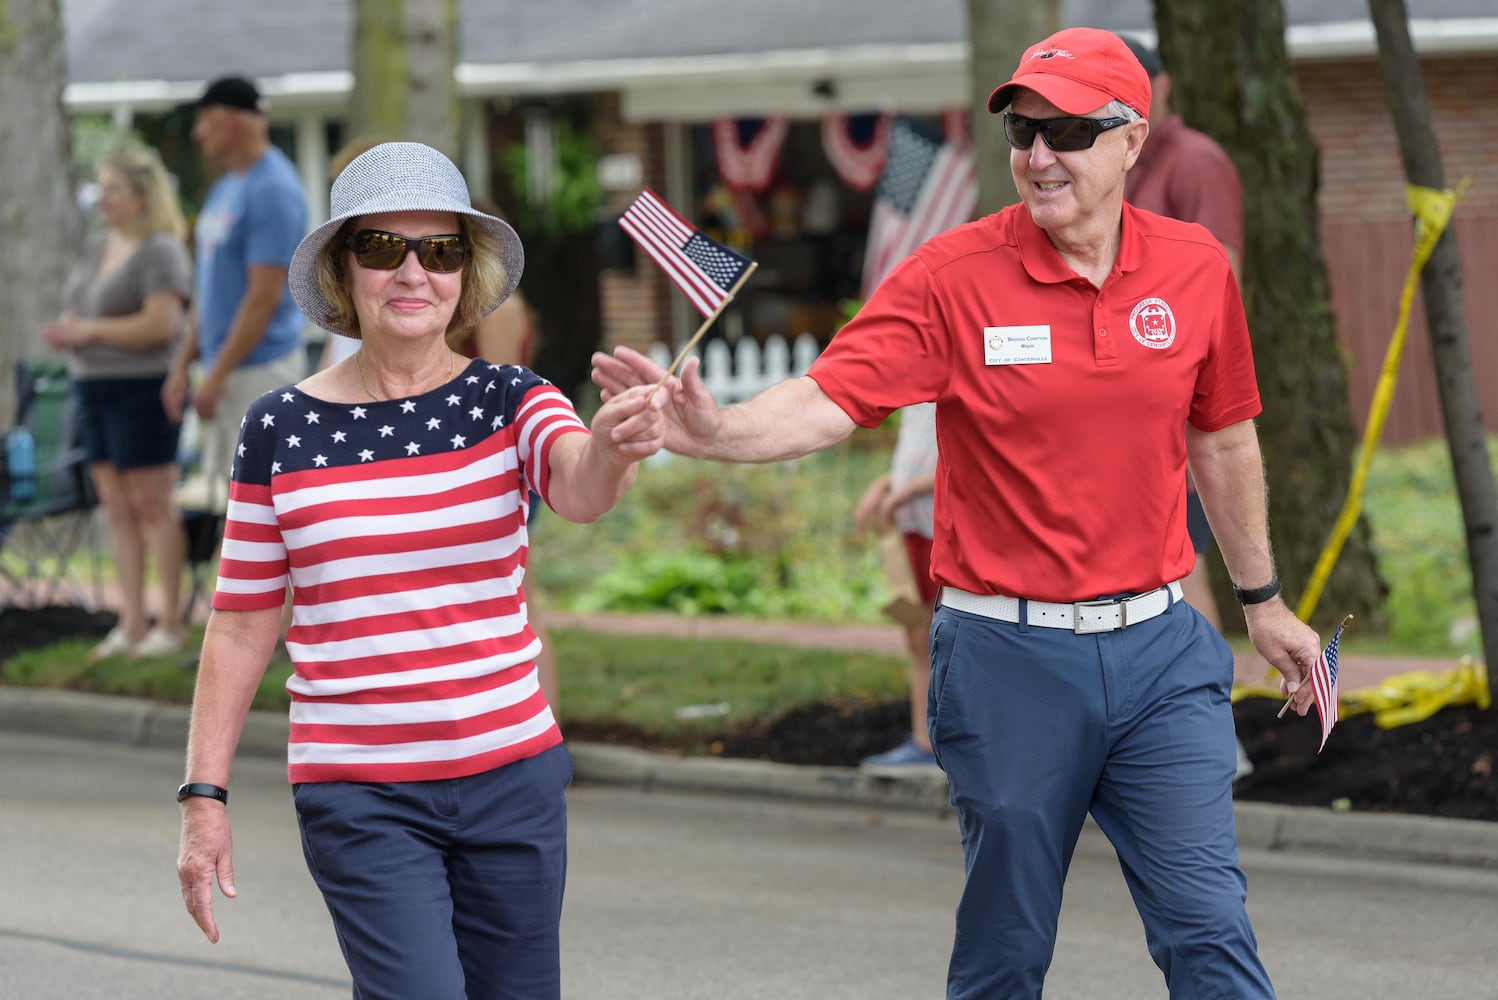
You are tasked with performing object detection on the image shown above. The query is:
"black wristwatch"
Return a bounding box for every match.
[1233,575,1282,606]
[177,782,229,805]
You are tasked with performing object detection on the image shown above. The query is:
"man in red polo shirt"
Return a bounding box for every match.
[595,26,1319,998]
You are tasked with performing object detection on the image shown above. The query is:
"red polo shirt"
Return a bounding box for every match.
[808,201,1259,602]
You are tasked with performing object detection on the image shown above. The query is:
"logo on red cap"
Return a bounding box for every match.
[987,27,1152,117]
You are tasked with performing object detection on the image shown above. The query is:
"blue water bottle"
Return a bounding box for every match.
[7,427,36,504]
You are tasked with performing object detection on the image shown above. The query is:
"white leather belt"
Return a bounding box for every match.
[939,581,1184,635]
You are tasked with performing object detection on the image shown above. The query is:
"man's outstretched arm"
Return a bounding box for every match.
[592,345,857,463]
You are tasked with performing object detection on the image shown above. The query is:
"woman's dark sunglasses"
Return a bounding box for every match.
[1002,113,1132,152]
[344,229,468,272]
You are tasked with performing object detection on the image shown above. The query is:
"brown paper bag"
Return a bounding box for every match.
[878,525,928,627]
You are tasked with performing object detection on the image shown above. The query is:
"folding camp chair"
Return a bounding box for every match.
[173,406,226,625]
[179,507,223,625]
[0,359,103,610]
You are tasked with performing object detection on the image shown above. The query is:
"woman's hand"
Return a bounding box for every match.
[177,799,237,943]
[42,314,88,350]
[589,382,667,465]
[592,346,724,459]
[545,384,666,523]
[854,473,893,536]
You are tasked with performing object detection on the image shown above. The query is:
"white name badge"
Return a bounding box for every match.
[983,325,1052,366]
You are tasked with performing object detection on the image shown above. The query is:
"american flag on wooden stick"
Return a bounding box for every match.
[619,189,755,317]
[1309,619,1346,753]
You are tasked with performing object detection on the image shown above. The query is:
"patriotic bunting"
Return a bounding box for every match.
[712,117,790,192]
[820,112,892,191]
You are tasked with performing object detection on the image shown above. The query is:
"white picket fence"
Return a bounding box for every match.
[645,333,822,404]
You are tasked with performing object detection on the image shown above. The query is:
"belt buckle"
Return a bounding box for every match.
[1072,599,1122,635]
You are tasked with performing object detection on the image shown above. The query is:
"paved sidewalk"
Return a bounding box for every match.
[5,603,1492,872]
[2,685,1496,872]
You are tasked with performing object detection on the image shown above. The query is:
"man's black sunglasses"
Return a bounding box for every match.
[344,229,468,272]
[1002,113,1133,152]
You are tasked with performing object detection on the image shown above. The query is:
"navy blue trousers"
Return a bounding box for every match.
[928,597,1275,999]
[293,743,572,1000]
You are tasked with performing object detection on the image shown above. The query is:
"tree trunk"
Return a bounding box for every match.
[1367,0,1498,676]
[964,0,1057,214]
[350,0,460,159]
[0,0,82,422]
[1152,0,1387,633]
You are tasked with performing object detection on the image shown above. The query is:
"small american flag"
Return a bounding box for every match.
[619,189,754,317]
[861,116,978,299]
[1310,621,1345,753]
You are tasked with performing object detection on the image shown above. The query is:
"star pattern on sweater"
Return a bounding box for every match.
[232,363,559,482]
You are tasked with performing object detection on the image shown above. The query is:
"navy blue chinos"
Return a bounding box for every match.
[293,742,572,1000]
[929,595,1275,999]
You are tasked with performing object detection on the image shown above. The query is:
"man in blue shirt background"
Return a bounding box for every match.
[165,76,307,501]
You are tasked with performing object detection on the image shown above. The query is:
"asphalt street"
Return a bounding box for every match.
[4,728,1498,999]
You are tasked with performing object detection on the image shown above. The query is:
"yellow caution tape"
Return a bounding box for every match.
[1294,179,1469,624]
[1234,656,1490,730]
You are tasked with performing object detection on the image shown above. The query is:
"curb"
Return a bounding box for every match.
[4,686,1497,870]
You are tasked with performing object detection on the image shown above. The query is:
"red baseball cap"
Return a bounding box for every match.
[986,27,1152,117]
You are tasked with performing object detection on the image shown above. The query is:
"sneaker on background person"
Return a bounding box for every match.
[861,734,942,777]
[1235,739,1256,782]
[132,626,185,659]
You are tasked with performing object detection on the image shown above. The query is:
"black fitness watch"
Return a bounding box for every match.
[177,782,229,805]
[1233,575,1282,606]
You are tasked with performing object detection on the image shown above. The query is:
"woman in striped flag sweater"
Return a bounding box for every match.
[175,142,665,999]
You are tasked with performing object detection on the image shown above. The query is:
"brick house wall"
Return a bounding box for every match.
[1299,54,1498,445]
[597,115,674,356]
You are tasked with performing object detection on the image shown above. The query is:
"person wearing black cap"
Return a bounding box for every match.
[163,75,308,507]
[595,25,1318,998]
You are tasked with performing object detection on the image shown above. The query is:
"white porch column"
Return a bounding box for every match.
[463,99,491,202]
[295,112,329,225]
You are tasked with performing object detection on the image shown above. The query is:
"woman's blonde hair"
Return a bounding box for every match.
[99,146,187,240]
[314,214,511,340]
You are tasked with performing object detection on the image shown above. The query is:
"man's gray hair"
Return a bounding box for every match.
[1103,100,1142,122]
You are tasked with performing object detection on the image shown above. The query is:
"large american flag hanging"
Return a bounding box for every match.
[619,189,755,318]
[860,116,978,300]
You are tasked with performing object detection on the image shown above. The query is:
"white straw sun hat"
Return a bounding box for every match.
[288,141,524,334]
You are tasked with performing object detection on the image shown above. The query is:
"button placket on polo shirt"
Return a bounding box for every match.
[1091,288,1118,365]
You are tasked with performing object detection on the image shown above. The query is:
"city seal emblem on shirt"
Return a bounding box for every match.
[1129,297,1177,351]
